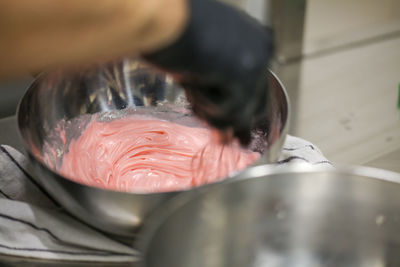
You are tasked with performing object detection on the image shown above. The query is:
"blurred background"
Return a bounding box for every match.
[1,0,400,170]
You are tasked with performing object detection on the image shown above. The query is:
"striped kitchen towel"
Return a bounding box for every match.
[0,145,138,263]
[0,135,330,262]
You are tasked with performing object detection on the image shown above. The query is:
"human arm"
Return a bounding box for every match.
[0,0,187,78]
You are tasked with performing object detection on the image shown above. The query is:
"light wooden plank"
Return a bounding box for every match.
[364,149,400,173]
[294,36,400,166]
[304,0,400,54]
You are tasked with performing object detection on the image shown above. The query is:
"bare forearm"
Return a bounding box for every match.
[0,0,188,78]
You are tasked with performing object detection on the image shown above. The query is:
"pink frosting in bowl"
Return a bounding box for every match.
[57,116,260,193]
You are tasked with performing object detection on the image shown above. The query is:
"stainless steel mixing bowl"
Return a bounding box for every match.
[17,59,289,237]
[139,164,400,267]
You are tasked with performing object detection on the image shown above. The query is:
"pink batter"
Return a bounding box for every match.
[59,116,259,193]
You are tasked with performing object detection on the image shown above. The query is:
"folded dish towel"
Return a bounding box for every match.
[0,135,331,263]
[278,135,332,167]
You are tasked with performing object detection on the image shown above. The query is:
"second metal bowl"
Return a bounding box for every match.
[139,164,400,267]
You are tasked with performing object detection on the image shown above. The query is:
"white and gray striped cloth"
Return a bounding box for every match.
[0,135,330,263]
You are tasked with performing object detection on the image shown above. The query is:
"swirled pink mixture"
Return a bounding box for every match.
[59,117,259,193]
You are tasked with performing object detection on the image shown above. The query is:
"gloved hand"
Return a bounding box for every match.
[144,0,274,145]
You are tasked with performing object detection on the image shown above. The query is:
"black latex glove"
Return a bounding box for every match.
[144,0,274,145]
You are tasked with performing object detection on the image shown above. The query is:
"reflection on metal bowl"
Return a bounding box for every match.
[140,164,400,267]
[17,59,289,236]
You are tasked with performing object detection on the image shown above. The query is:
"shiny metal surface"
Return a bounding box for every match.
[17,59,289,236]
[140,164,400,267]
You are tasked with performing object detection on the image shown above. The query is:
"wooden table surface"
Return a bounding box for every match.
[293,35,400,173]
